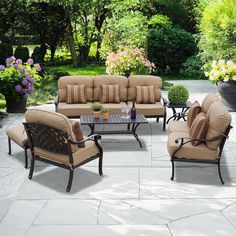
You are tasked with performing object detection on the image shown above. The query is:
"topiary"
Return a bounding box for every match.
[168,84,189,104]
[14,46,29,62]
[0,43,13,65]
[32,46,43,63]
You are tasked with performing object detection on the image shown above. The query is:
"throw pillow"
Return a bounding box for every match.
[190,113,209,146]
[66,85,87,104]
[100,84,120,103]
[136,86,155,104]
[187,101,201,127]
[71,121,85,148]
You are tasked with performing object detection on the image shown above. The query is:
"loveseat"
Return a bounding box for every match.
[55,75,167,131]
[167,94,232,184]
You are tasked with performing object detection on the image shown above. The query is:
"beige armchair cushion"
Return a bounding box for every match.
[94,75,128,102]
[201,93,219,114]
[25,109,78,152]
[58,76,94,102]
[206,101,231,150]
[128,75,162,102]
[167,121,189,135]
[187,101,201,127]
[167,131,217,160]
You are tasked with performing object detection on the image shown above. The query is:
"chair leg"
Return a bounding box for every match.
[24,148,28,169]
[8,138,11,155]
[217,159,224,185]
[28,158,35,179]
[99,154,103,176]
[66,169,74,192]
[163,115,166,132]
[170,159,174,181]
[156,117,159,123]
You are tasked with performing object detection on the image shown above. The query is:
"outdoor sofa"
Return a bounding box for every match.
[55,75,167,131]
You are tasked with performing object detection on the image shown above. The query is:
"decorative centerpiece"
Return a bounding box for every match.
[168,84,189,105]
[90,102,103,118]
[205,60,236,111]
[0,56,41,113]
[101,107,109,120]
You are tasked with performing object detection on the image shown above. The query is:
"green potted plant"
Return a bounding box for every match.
[90,102,103,118]
[101,107,109,120]
[0,56,41,113]
[168,84,189,105]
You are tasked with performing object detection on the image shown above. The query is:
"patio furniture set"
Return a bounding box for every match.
[6,75,232,192]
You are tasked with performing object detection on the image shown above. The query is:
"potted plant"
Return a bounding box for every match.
[90,102,103,118]
[205,60,236,111]
[168,84,189,105]
[101,107,109,120]
[0,56,41,113]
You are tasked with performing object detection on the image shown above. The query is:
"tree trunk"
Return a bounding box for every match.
[50,45,56,62]
[96,32,102,61]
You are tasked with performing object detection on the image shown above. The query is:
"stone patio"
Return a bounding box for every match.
[0,80,236,236]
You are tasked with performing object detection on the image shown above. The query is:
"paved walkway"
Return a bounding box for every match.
[0,80,236,236]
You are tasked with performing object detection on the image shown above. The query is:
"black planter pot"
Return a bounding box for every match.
[217,81,236,111]
[5,96,27,113]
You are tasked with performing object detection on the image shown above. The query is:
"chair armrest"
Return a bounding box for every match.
[68,134,102,145]
[161,95,167,106]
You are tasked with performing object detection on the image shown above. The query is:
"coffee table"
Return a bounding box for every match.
[80,114,148,148]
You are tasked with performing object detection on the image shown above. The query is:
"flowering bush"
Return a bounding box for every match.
[106,46,155,76]
[205,60,236,84]
[0,56,41,99]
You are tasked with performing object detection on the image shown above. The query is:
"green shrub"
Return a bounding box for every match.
[14,46,30,62]
[168,84,189,104]
[148,26,196,74]
[32,46,43,63]
[0,43,13,65]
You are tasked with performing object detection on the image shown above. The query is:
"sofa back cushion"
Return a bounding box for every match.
[206,101,231,150]
[94,75,128,102]
[136,85,155,104]
[58,76,93,102]
[190,112,209,146]
[187,101,202,127]
[201,93,219,114]
[66,85,87,104]
[128,75,162,101]
[25,109,77,152]
[100,84,120,103]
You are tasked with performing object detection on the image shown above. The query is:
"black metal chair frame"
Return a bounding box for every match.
[23,122,103,192]
[170,125,232,184]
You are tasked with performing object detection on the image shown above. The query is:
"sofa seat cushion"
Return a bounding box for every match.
[167,121,189,135]
[167,131,217,160]
[127,101,165,116]
[34,140,99,166]
[101,102,127,114]
[57,102,93,117]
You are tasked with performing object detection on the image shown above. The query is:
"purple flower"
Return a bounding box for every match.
[14,64,18,69]
[0,65,5,71]
[35,63,41,72]
[10,56,16,61]
[15,84,22,93]
[21,78,28,85]
[29,77,35,83]
[16,59,23,64]
[19,67,25,74]
[27,86,35,94]
[27,58,34,65]
[20,88,26,95]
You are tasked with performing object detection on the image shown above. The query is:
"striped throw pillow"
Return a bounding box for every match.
[100,84,120,103]
[187,101,201,127]
[66,85,87,104]
[136,86,155,104]
[71,121,85,148]
[190,113,209,146]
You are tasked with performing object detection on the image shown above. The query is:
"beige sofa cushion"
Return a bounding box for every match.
[25,109,78,152]
[100,84,120,103]
[206,101,231,150]
[127,101,165,116]
[57,102,93,117]
[167,131,217,160]
[58,76,93,102]
[167,121,189,135]
[94,75,128,102]
[66,85,87,104]
[128,75,162,101]
[187,101,201,127]
[136,86,155,104]
[34,140,99,166]
[201,93,219,114]
[100,102,127,114]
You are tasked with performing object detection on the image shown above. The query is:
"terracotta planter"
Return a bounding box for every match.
[5,96,27,113]
[102,112,109,120]
[217,81,236,111]
[92,111,100,119]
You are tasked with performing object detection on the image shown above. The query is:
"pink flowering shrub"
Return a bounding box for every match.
[0,56,41,99]
[106,46,155,76]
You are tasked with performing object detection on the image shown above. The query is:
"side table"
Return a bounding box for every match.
[166,101,191,124]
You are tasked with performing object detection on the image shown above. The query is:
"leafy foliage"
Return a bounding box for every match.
[168,84,189,104]
[91,102,103,111]
[0,43,13,65]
